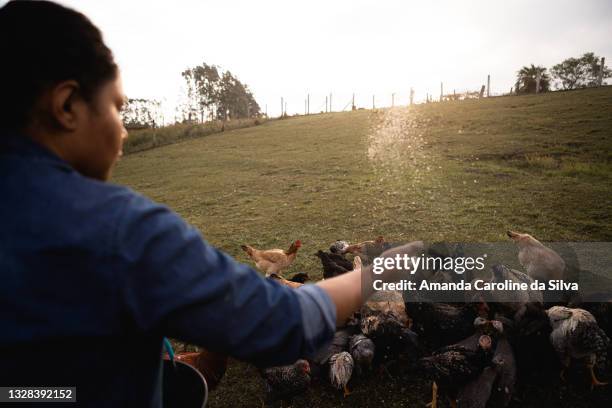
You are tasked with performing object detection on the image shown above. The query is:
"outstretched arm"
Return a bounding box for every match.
[114,192,335,367]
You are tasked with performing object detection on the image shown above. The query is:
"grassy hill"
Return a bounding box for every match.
[113,86,612,407]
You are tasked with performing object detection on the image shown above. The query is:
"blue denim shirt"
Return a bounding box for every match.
[0,134,336,407]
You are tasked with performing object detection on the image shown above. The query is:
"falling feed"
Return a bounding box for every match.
[366,108,430,185]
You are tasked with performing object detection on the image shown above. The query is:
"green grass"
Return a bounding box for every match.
[113,86,612,407]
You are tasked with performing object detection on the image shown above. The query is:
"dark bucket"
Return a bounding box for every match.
[162,359,208,408]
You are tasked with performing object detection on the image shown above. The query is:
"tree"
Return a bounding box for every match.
[192,63,221,122]
[178,69,199,123]
[120,98,162,129]
[179,63,261,123]
[580,52,611,87]
[550,57,584,90]
[516,64,550,94]
[551,52,611,90]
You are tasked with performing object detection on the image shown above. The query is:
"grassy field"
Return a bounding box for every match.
[113,86,612,407]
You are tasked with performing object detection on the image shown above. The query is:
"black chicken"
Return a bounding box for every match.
[314,250,353,279]
[489,336,516,407]
[404,301,489,349]
[497,303,558,381]
[349,334,376,374]
[288,272,309,283]
[456,355,504,408]
[261,359,311,407]
[421,334,494,408]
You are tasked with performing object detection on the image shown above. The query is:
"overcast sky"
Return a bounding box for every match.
[7,0,612,118]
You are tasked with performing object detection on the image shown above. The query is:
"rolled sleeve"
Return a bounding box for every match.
[293,284,336,357]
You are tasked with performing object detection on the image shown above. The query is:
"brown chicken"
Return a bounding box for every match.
[170,349,228,391]
[241,240,302,277]
[507,230,565,281]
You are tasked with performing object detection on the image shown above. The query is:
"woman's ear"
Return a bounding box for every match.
[50,80,82,131]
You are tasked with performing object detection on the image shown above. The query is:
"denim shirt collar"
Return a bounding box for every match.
[0,132,74,172]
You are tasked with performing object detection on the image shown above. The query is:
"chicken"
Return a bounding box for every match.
[172,349,228,392]
[311,329,354,396]
[486,264,543,323]
[329,352,354,397]
[421,334,495,408]
[261,359,311,407]
[507,230,565,281]
[349,334,376,374]
[568,292,612,339]
[362,289,411,329]
[268,273,303,289]
[288,272,309,283]
[241,240,302,277]
[360,309,419,368]
[546,306,610,388]
[456,356,504,408]
[404,301,489,349]
[329,240,349,254]
[503,304,558,381]
[314,250,353,279]
[329,236,385,255]
[489,336,516,408]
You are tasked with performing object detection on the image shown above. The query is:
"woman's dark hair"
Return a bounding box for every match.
[0,0,118,132]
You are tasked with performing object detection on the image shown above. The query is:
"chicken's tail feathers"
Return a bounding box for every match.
[241,245,254,256]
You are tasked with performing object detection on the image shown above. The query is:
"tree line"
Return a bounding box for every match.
[120,63,261,128]
[515,52,610,94]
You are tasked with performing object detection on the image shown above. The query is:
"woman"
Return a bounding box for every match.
[0,1,418,406]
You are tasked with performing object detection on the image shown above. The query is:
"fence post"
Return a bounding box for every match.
[487,75,490,97]
[535,71,541,94]
[325,96,328,113]
[599,57,605,86]
[440,82,443,102]
[372,95,375,109]
[410,87,414,105]
[392,93,395,107]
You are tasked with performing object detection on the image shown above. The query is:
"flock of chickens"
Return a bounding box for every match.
[174,231,612,407]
